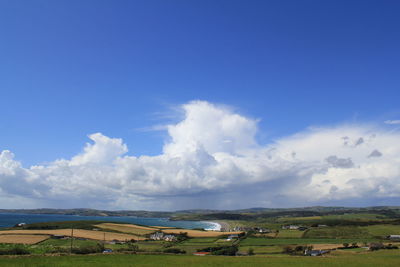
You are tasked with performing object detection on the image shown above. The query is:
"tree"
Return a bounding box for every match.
[127,242,139,252]
[247,248,254,255]
[176,232,189,242]
[282,246,294,254]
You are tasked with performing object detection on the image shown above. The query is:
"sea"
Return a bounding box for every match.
[0,213,221,230]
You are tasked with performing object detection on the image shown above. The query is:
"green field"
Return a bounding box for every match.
[240,237,377,246]
[303,226,371,239]
[183,238,218,243]
[40,238,98,247]
[363,225,400,237]
[238,245,282,254]
[1,251,400,266]
[276,230,304,238]
[1,218,400,265]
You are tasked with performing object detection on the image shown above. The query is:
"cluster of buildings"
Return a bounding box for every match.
[281,225,308,231]
[388,235,400,241]
[304,249,329,256]
[149,232,177,242]
[224,225,310,233]
[226,226,271,233]
[106,240,127,245]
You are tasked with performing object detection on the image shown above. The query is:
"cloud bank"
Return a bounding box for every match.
[1,101,400,210]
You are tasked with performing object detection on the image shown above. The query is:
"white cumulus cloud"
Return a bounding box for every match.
[1,100,400,210]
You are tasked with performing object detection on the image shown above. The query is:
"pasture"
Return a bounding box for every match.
[0,251,400,266]
[161,229,242,238]
[303,226,370,239]
[276,230,304,238]
[240,237,377,246]
[363,224,400,237]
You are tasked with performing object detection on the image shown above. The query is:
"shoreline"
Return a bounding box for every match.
[203,221,221,231]
[204,220,231,231]
[216,221,231,231]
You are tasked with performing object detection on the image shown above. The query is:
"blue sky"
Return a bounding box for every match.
[1,1,400,209]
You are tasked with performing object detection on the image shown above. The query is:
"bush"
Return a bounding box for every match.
[163,248,186,254]
[282,245,312,255]
[282,246,294,254]
[385,244,398,249]
[176,232,189,242]
[127,243,139,252]
[197,247,220,252]
[211,246,238,256]
[247,248,254,255]
[71,243,104,254]
[0,245,30,255]
[198,246,238,256]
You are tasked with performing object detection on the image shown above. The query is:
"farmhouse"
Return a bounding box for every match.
[227,234,239,241]
[193,252,210,256]
[254,227,271,233]
[150,232,177,241]
[282,225,300,230]
[150,232,164,240]
[102,249,113,253]
[388,235,400,241]
[163,235,177,242]
[304,249,329,256]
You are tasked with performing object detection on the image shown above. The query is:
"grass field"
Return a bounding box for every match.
[39,238,99,247]
[240,237,377,246]
[0,229,144,241]
[322,213,385,221]
[95,223,157,236]
[161,229,242,238]
[183,238,218,243]
[238,245,282,254]
[1,219,399,265]
[362,225,400,237]
[0,234,50,244]
[166,237,231,254]
[276,230,304,238]
[276,216,323,222]
[0,251,400,266]
[303,226,370,239]
[135,241,165,252]
[253,233,277,239]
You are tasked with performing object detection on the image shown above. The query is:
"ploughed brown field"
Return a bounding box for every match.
[0,229,144,241]
[95,223,156,235]
[0,234,50,244]
[161,229,243,237]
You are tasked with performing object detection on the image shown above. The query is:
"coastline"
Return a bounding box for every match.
[203,221,221,231]
[216,221,231,231]
[204,220,231,231]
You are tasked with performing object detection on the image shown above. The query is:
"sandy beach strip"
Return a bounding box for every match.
[214,221,231,231]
